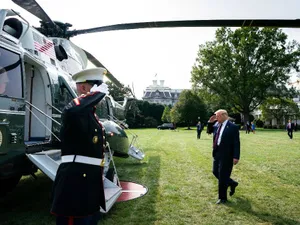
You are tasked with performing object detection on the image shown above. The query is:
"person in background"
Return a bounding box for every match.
[286,119,294,139]
[251,121,256,134]
[207,109,240,204]
[51,68,109,225]
[246,122,251,134]
[196,121,203,139]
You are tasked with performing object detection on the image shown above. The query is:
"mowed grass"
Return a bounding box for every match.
[1,128,300,225]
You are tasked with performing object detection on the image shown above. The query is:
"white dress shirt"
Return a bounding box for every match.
[216,119,228,146]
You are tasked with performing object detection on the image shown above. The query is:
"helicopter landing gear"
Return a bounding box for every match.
[0,174,22,197]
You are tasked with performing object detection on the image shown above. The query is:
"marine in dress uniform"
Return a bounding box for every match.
[51,68,109,225]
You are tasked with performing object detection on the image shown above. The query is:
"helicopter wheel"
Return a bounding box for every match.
[0,174,22,197]
[106,168,118,185]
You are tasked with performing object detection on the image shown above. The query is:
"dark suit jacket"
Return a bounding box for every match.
[286,123,294,131]
[209,121,240,161]
[51,91,106,217]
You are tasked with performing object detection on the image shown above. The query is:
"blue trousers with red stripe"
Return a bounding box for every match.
[56,212,101,225]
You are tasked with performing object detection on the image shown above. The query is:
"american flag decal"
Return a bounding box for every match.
[33,32,56,59]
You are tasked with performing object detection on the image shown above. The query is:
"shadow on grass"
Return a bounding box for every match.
[228,197,299,225]
[102,156,161,225]
[0,155,161,225]
[0,173,53,225]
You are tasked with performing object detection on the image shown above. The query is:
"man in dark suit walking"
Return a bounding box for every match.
[196,121,203,139]
[286,119,294,139]
[208,109,240,204]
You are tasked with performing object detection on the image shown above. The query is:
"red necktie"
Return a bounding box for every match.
[213,123,223,149]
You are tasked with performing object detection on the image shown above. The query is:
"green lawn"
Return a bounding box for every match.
[1,128,300,225]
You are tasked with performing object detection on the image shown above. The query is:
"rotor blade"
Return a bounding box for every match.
[69,19,300,37]
[83,49,123,88]
[12,0,56,27]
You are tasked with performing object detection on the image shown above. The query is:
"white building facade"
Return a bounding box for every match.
[142,79,183,106]
[252,81,300,125]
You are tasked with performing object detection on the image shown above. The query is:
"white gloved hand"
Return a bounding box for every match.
[90,83,109,95]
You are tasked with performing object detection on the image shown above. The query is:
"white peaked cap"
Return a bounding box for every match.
[72,67,107,83]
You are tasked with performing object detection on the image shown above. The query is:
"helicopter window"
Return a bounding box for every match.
[3,18,23,39]
[53,77,75,111]
[50,58,56,66]
[0,47,23,98]
[96,98,109,119]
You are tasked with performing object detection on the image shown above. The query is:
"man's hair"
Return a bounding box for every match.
[215,109,228,116]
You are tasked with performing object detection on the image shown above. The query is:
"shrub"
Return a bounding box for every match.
[264,124,272,129]
[144,116,158,128]
[254,119,264,128]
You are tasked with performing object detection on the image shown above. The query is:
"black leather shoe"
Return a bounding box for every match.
[230,182,238,196]
[216,199,227,204]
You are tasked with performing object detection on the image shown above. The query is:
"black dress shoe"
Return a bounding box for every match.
[230,182,238,196]
[216,199,227,204]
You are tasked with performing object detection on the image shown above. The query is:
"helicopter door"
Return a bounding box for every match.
[24,64,52,145]
[0,46,25,154]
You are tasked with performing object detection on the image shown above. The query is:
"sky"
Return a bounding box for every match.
[2,0,300,98]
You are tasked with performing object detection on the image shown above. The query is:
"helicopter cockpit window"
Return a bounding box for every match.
[96,98,109,119]
[0,47,23,98]
[53,77,75,111]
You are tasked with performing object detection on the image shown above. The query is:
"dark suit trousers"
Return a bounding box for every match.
[213,152,237,200]
[287,129,293,139]
[197,130,202,139]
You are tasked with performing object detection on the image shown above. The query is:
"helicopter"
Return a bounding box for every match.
[1,0,300,213]
[0,1,146,212]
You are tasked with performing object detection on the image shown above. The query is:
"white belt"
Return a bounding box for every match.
[61,155,105,166]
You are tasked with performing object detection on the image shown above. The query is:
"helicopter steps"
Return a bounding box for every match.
[26,149,121,213]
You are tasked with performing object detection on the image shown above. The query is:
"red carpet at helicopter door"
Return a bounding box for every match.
[116,181,148,202]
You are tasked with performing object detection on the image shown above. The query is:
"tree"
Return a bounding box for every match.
[170,106,181,124]
[137,101,164,125]
[260,97,300,127]
[196,87,237,116]
[173,90,208,129]
[125,100,165,128]
[161,106,171,122]
[125,99,140,128]
[106,81,133,101]
[191,27,300,126]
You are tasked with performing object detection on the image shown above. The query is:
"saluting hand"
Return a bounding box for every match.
[90,83,109,95]
[209,115,217,122]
